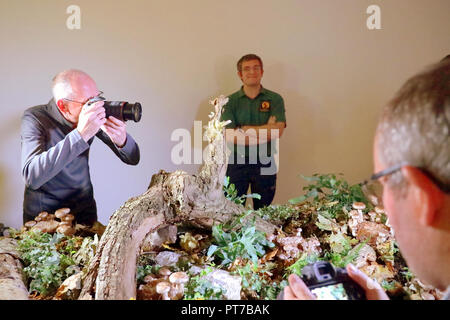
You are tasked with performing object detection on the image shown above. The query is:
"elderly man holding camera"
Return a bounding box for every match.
[21,69,140,226]
[283,59,450,300]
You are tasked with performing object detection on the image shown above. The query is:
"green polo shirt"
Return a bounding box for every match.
[220,86,286,159]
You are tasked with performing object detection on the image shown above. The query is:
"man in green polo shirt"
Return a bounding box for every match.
[220,54,286,209]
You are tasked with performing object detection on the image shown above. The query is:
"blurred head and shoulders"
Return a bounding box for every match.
[374,58,450,291]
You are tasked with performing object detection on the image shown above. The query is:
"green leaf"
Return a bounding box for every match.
[287,252,320,276]
[17,230,83,297]
[288,195,307,204]
[244,193,261,200]
[207,215,274,267]
[316,214,334,231]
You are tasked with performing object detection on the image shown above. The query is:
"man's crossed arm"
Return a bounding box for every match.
[225,116,286,146]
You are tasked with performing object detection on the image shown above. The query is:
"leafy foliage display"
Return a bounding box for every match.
[133,173,442,300]
[232,262,287,300]
[207,212,275,266]
[289,173,372,218]
[253,204,299,224]
[17,231,80,296]
[7,173,442,300]
[184,267,225,300]
[223,176,261,205]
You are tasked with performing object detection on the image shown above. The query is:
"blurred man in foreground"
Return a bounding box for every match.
[283,60,450,300]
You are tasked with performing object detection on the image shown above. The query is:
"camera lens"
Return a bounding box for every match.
[103,101,142,122]
[123,102,142,122]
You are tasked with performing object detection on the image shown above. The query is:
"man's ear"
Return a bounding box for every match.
[238,71,243,81]
[56,99,67,114]
[401,166,445,226]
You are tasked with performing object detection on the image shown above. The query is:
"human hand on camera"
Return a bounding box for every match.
[282,273,316,300]
[77,101,106,143]
[101,116,127,148]
[345,264,389,300]
[282,264,389,300]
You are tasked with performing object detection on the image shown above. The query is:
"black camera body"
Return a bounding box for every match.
[301,261,366,300]
[88,96,142,122]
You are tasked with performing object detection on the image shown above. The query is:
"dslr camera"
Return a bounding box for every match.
[88,96,142,122]
[300,261,366,300]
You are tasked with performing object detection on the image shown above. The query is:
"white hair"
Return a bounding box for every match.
[51,69,90,102]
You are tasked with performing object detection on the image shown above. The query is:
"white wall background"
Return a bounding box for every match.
[0,0,449,228]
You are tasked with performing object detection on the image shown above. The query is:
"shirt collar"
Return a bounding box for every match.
[47,98,76,129]
[238,85,267,98]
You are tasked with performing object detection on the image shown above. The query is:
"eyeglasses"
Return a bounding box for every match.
[241,66,262,73]
[360,162,449,194]
[63,91,104,105]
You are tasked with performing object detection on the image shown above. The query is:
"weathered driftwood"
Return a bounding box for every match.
[0,238,29,300]
[79,96,275,300]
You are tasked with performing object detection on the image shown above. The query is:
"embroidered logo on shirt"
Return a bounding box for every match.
[260,101,270,112]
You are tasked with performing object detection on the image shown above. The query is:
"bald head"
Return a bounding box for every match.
[52,69,96,102]
[52,69,100,124]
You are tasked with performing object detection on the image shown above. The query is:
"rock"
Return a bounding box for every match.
[142,225,177,251]
[187,266,242,299]
[202,269,241,300]
[188,266,203,275]
[154,251,181,266]
[54,272,83,300]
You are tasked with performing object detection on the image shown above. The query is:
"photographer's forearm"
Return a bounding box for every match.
[97,131,140,165]
[117,134,140,165]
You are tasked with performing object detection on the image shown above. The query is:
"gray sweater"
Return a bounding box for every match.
[20,99,140,224]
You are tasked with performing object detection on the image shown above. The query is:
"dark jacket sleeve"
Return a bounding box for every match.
[21,111,90,190]
[95,130,140,165]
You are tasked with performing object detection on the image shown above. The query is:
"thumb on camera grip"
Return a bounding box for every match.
[285,274,316,300]
[347,264,375,288]
[346,264,389,300]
